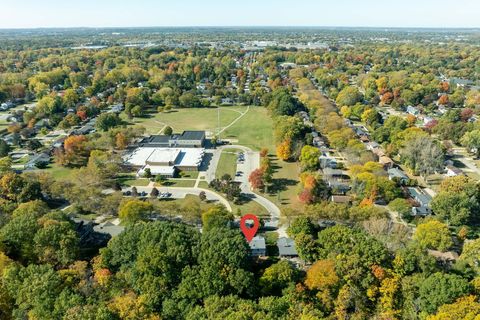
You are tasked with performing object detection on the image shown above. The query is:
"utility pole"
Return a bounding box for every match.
[217,106,220,140]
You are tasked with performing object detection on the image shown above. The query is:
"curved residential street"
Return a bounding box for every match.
[216,145,282,229]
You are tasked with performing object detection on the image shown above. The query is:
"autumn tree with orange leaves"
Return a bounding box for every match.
[55,135,90,167]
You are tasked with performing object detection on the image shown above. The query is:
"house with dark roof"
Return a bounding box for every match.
[24,152,50,170]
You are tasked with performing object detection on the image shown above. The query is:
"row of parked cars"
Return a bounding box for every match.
[122,190,172,199]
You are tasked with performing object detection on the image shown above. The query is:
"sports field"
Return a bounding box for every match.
[128,106,247,135]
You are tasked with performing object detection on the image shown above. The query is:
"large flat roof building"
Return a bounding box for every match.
[124,147,204,178]
[139,131,206,148]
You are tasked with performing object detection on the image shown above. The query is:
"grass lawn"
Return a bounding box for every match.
[262,157,301,209]
[216,149,241,179]
[156,179,196,188]
[222,107,275,151]
[231,198,269,217]
[157,194,215,212]
[179,171,199,179]
[124,106,247,135]
[198,181,210,189]
[197,181,269,216]
[122,178,150,186]
[42,163,74,180]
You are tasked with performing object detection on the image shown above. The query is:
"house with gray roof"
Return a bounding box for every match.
[388,168,409,184]
[277,237,298,257]
[249,236,266,257]
[407,187,432,207]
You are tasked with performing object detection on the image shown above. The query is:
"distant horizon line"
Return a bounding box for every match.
[0,25,479,31]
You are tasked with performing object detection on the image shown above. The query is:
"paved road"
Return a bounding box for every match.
[452,147,480,176]
[223,145,282,229]
[120,186,232,211]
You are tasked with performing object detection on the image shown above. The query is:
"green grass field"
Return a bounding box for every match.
[215,149,241,179]
[42,163,74,180]
[222,107,275,151]
[122,178,150,186]
[263,158,301,209]
[156,179,196,188]
[125,106,247,135]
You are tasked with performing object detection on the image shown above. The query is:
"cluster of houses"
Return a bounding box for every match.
[248,235,298,259]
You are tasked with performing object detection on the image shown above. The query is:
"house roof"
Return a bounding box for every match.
[143,135,170,144]
[179,131,205,141]
[331,195,352,204]
[323,167,343,176]
[427,249,459,261]
[412,206,430,216]
[249,236,266,250]
[379,156,393,165]
[446,165,463,175]
[93,224,125,237]
[388,168,408,180]
[277,237,298,256]
[407,187,432,205]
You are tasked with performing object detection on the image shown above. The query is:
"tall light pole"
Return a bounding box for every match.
[217,106,220,140]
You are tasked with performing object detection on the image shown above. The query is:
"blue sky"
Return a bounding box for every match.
[0,0,478,28]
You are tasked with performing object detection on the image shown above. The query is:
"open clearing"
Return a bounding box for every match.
[215,149,241,179]
[127,106,247,135]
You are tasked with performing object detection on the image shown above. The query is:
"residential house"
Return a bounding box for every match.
[366,141,380,151]
[329,181,350,195]
[323,168,344,179]
[379,156,394,170]
[249,236,266,257]
[24,152,50,170]
[93,221,125,237]
[331,195,352,204]
[437,105,448,115]
[277,237,298,258]
[319,156,337,169]
[423,116,434,126]
[412,206,431,216]
[450,77,474,88]
[221,98,234,105]
[388,168,409,184]
[406,105,419,116]
[445,165,463,177]
[407,187,432,207]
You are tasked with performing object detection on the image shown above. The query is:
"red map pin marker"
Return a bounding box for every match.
[240,214,259,242]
